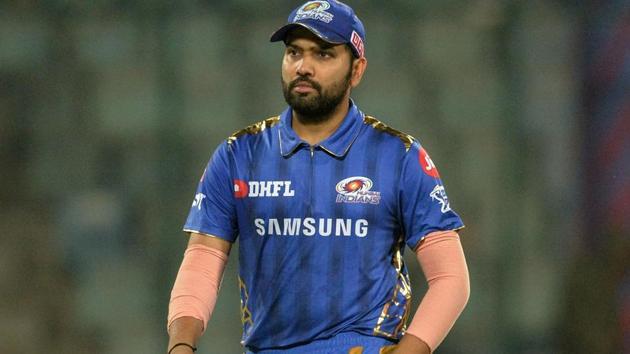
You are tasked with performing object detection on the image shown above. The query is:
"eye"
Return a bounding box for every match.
[286,47,299,56]
[318,51,333,58]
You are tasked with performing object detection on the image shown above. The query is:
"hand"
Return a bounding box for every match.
[167,317,201,354]
[389,334,431,354]
[169,347,195,354]
[167,342,197,354]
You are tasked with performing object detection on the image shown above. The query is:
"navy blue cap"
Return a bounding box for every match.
[270,1,366,58]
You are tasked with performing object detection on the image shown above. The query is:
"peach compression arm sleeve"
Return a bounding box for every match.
[405,230,470,352]
[167,243,228,332]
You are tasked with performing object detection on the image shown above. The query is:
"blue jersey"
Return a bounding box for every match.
[183,101,464,351]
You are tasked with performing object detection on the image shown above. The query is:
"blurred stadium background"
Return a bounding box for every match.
[0,0,628,353]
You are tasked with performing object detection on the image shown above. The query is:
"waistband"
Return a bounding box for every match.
[245,332,396,354]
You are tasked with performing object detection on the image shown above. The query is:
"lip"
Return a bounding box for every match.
[293,85,315,93]
[293,83,315,93]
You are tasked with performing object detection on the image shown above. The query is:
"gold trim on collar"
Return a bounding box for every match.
[363,116,416,152]
[227,116,281,144]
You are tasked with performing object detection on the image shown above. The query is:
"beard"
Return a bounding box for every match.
[282,68,352,125]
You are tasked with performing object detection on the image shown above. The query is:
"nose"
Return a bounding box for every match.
[296,56,314,77]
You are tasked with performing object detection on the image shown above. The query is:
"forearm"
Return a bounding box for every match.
[404,230,470,352]
[167,316,202,353]
[167,238,229,353]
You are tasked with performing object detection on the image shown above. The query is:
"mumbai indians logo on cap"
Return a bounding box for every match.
[294,1,334,23]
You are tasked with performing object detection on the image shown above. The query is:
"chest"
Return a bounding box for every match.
[232,146,400,225]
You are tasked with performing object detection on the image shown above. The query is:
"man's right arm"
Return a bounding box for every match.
[167,233,232,353]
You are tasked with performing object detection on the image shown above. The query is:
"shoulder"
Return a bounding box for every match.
[226,115,281,146]
[361,115,418,153]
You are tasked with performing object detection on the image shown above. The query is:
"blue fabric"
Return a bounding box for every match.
[270,1,366,58]
[244,332,395,354]
[183,100,464,351]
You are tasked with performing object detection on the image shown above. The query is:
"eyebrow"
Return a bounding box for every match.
[318,42,336,50]
[286,41,337,51]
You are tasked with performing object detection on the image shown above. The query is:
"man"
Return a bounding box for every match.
[167,1,470,353]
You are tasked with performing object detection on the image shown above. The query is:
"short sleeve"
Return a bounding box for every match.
[183,142,238,242]
[400,142,464,250]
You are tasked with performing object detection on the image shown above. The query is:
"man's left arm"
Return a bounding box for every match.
[394,230,470,353]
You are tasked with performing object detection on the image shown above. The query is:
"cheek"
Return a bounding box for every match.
[281,59,293,81]
[327,65,351,85]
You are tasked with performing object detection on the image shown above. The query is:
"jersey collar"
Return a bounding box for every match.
[278,100,364,158]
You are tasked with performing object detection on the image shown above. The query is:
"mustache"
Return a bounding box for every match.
[288,77,322,92]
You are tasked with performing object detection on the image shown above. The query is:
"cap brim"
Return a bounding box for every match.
[269,23,345,44]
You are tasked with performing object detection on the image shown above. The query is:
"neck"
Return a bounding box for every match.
[292,98,351,146]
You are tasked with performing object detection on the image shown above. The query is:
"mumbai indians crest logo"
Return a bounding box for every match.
[294,1,334,23]
[335,176,381,205]
[429,185,451,213]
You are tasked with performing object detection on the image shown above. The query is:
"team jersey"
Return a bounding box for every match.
[183,100,464,351]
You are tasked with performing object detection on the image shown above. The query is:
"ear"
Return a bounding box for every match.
[350,57,367,88]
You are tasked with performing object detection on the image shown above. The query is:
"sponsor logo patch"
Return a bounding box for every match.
[429,185,451,213]
[254,217,368,237]
[192,193,206,210]
[335,176,381,205]
[419,147,440,178]
[351,30,364,57]
[234,179,249,199]
[234,180,295,198]
[294,1,334,23]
